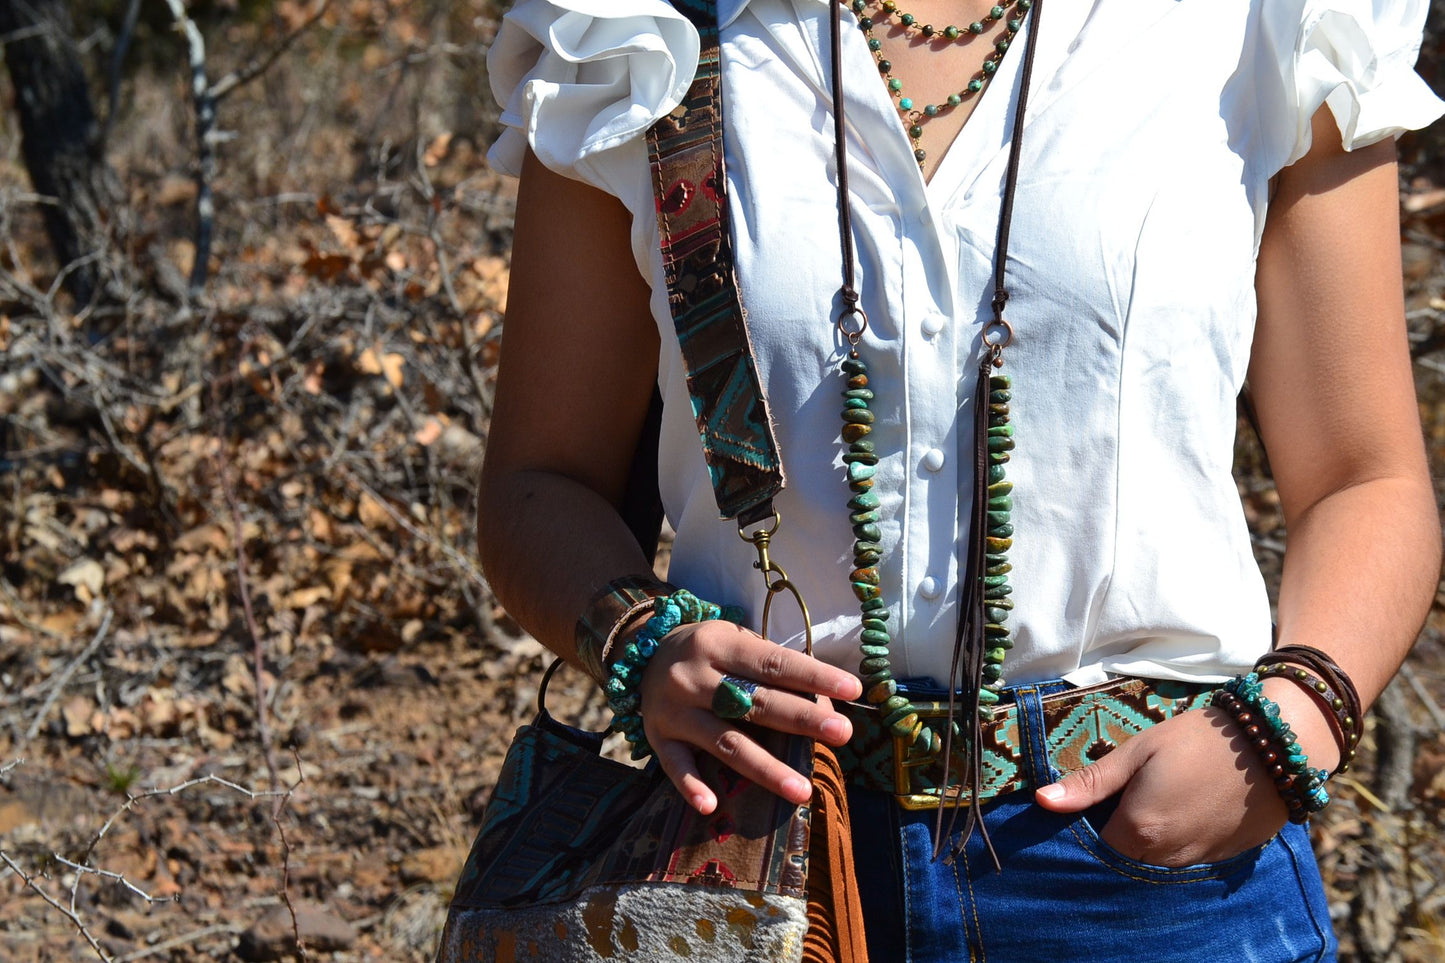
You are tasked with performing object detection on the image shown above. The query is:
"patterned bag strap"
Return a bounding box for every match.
[646,0,784,525]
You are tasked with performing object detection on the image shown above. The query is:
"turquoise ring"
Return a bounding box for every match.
[712,675,760,720]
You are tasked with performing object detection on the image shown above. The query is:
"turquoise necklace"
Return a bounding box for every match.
[829,0,1037,803]
[847,0,1031,167]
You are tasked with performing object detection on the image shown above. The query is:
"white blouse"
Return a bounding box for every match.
[487,0,1443,687]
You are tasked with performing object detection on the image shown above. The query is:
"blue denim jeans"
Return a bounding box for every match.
[848,681,1338,962]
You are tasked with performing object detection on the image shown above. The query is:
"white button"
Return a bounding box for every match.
[919,576,941,599]
[922,448,945,472]
[920,314,946,337]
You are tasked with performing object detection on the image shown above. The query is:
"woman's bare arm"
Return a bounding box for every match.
[1036,107,1441,866]
[477,149,860,811]
[476,148,661,662]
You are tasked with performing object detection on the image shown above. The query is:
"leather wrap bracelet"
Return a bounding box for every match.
[1254,644,1362,774]
[574,573,676,686]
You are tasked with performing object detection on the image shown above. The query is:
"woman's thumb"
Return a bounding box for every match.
[1034,744,1141,812]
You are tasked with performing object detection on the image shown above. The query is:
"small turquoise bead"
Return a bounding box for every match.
[854,522,882,542]
[984,647,1008,665]
[991,5,1005,17]
[985,583,1013,600]
[944,25,959,38]
[900,13,914,25]
[990,389,1011,403]
[990,375,1012,389]
[989,450,1011,465]
[924,104,939,117]
[978,687,1001,705]
[855,540,882,556]
[988,464,1006,483]
[988,481,1014,496]
[947,93,961,107]
[988,495,1013,511]
[1008,18,1022,30]
[860,656,892,677]
[861,597,887,613]
[986,510,1011,528]
[987,424,1014,437]
[909,124,924,139]
[854,549,882,565]
[982,60,998,75]
[969,21,984,34]
[968,78,984,94]
[995,39,1010,53]
[985,561,1012,576]
[982,663,1003,682]
[985,623,1009,639]
[889,78,904,92]
[849,491,881,511]
[899,96,913,110]
[869,37,882,51]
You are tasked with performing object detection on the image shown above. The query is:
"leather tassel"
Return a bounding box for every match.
[933,356,1001,869]
[804,742,870,963]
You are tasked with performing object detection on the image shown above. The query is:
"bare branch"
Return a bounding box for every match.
[210,0,335,102]
[0,851,114,963]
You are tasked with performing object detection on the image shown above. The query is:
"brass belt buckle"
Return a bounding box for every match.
[891,703,972,811]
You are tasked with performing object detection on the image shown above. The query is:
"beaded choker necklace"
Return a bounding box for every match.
[828,0,1044,864]
[847,0,1033,167]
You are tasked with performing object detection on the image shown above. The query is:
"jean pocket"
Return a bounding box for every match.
[1068,795,1272,883]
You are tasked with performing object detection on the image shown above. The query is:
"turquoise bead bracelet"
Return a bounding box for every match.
[1214,674,1331,823]
[604,590,744,760]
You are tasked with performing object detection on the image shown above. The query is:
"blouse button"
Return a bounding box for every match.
[919,576,942,600]
[920,314,946,337]
[922,448,945,472]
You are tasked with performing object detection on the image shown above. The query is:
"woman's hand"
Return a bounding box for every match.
[1033,679,1338,868]
[638,620,863,814]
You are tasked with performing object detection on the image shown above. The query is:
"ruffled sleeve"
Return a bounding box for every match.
[485,0,701,184]
[1263,0,1443,168]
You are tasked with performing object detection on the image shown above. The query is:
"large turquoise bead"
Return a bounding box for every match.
[843,408,875,425]
[848,461,877,483]
[850,510,881,525]
[861,617,889,633]
[844,388,875,402]
[861,628,891,646]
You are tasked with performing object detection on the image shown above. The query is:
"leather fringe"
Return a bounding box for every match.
[804,743,869,963]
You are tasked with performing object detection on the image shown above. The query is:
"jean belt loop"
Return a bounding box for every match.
[1012,685,1056,788]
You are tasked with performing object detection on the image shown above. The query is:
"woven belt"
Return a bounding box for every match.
[834,677,1214,810]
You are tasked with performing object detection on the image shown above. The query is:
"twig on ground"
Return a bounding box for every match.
[112,924,242,963]
[1400,662,1445,733]
[21,607,113,748]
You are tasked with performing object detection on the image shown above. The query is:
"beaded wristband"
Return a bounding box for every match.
[574,574,676,686]
[604,590,744,760]
[1215,674,1330,823]
[1253,658,1358,774]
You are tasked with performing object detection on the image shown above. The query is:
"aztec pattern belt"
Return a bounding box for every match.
[834,677,1214,810]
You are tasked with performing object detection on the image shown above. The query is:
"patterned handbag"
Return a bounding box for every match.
[435,662,815,962]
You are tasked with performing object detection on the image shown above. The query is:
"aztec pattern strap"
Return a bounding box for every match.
[646,0,784,522]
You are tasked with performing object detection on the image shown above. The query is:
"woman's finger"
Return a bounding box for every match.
[715,633,862,702]
[653,736,718,815]
[734,684,852,746]
[690,710,814,805]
